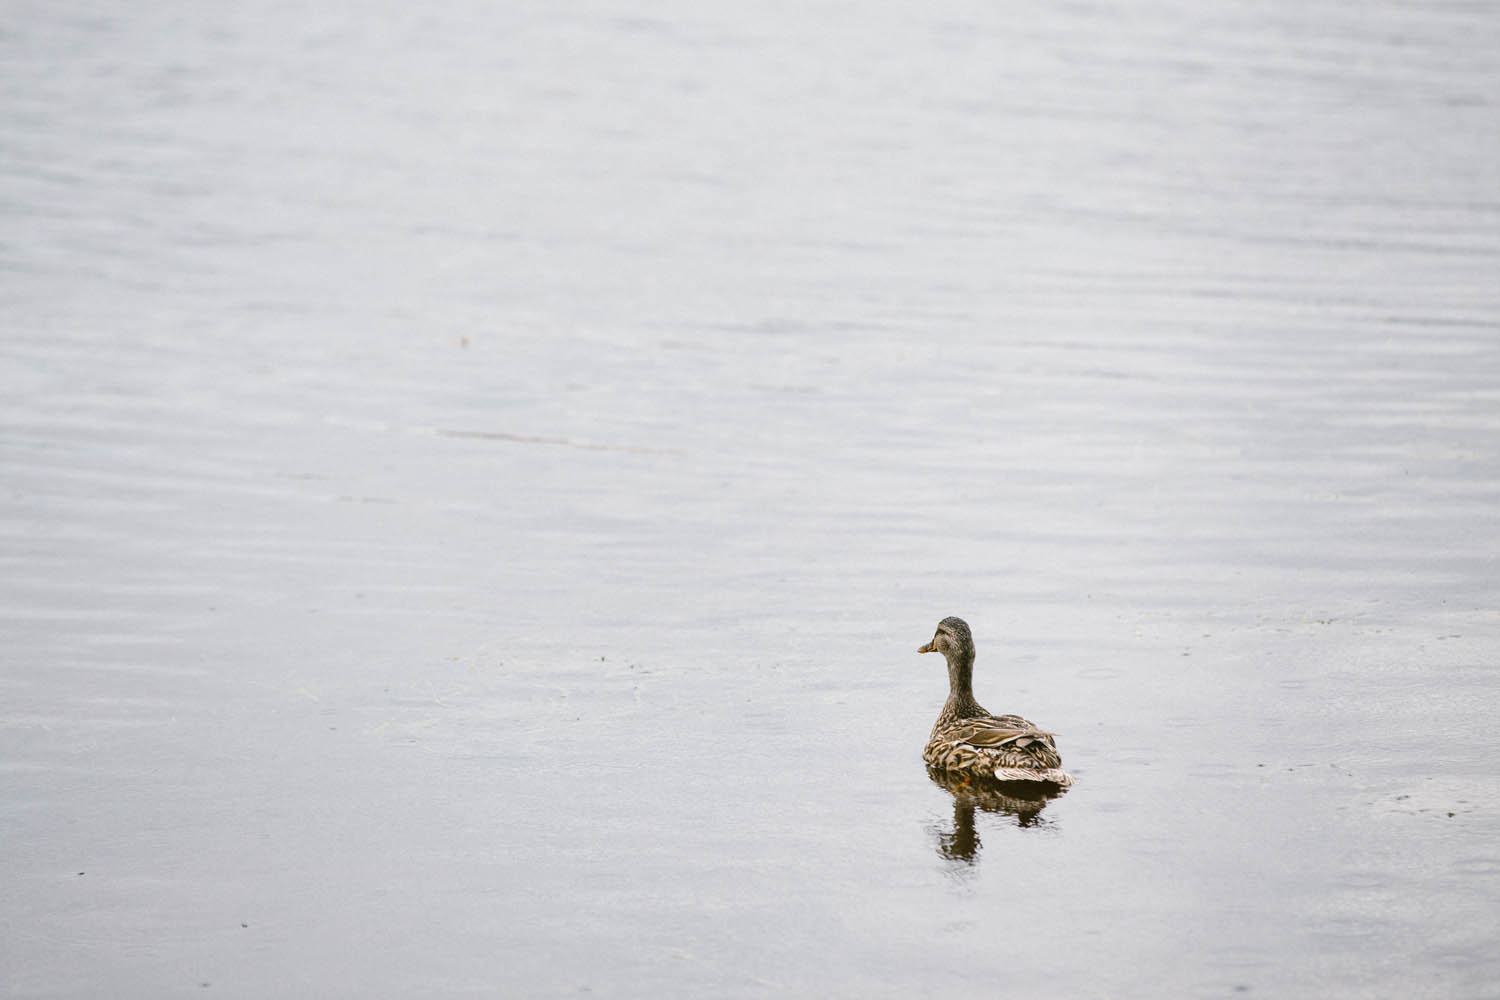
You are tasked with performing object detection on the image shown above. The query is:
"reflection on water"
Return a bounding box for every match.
[927,768,1068,865]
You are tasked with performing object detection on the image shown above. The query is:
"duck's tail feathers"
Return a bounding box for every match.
[990,767,1076,787]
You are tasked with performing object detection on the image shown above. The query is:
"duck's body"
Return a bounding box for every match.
[923,711,1073,784]
[918,617,1075,786]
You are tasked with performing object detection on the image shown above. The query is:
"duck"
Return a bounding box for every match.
[917,616,1075,786]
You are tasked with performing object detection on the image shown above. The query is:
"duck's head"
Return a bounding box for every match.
[918,616,974,660]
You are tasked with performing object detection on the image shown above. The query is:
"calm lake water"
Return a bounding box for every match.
[4,1,1499,996]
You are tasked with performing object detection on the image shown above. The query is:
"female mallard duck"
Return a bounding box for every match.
[918,616,1075,786]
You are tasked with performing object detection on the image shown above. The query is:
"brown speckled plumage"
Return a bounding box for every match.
[917,616,1075,786]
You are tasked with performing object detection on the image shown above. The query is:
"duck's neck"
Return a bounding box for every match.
[934,648,986,730]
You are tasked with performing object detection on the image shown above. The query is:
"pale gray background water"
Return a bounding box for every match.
[3,1,1499,996]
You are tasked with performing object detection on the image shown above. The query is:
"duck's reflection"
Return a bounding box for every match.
[927,767,1066,864]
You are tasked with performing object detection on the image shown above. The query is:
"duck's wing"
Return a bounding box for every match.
[925,714,1070,780]
[943,716,1057,751]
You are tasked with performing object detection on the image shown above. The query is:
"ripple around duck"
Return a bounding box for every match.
[1113,748,1156,767]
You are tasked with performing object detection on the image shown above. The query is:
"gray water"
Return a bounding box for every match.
[4,1,1500,996]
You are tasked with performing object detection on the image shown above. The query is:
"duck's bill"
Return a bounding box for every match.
[917,641,936,654]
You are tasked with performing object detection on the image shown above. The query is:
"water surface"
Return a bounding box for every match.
[4,1,1499,996]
